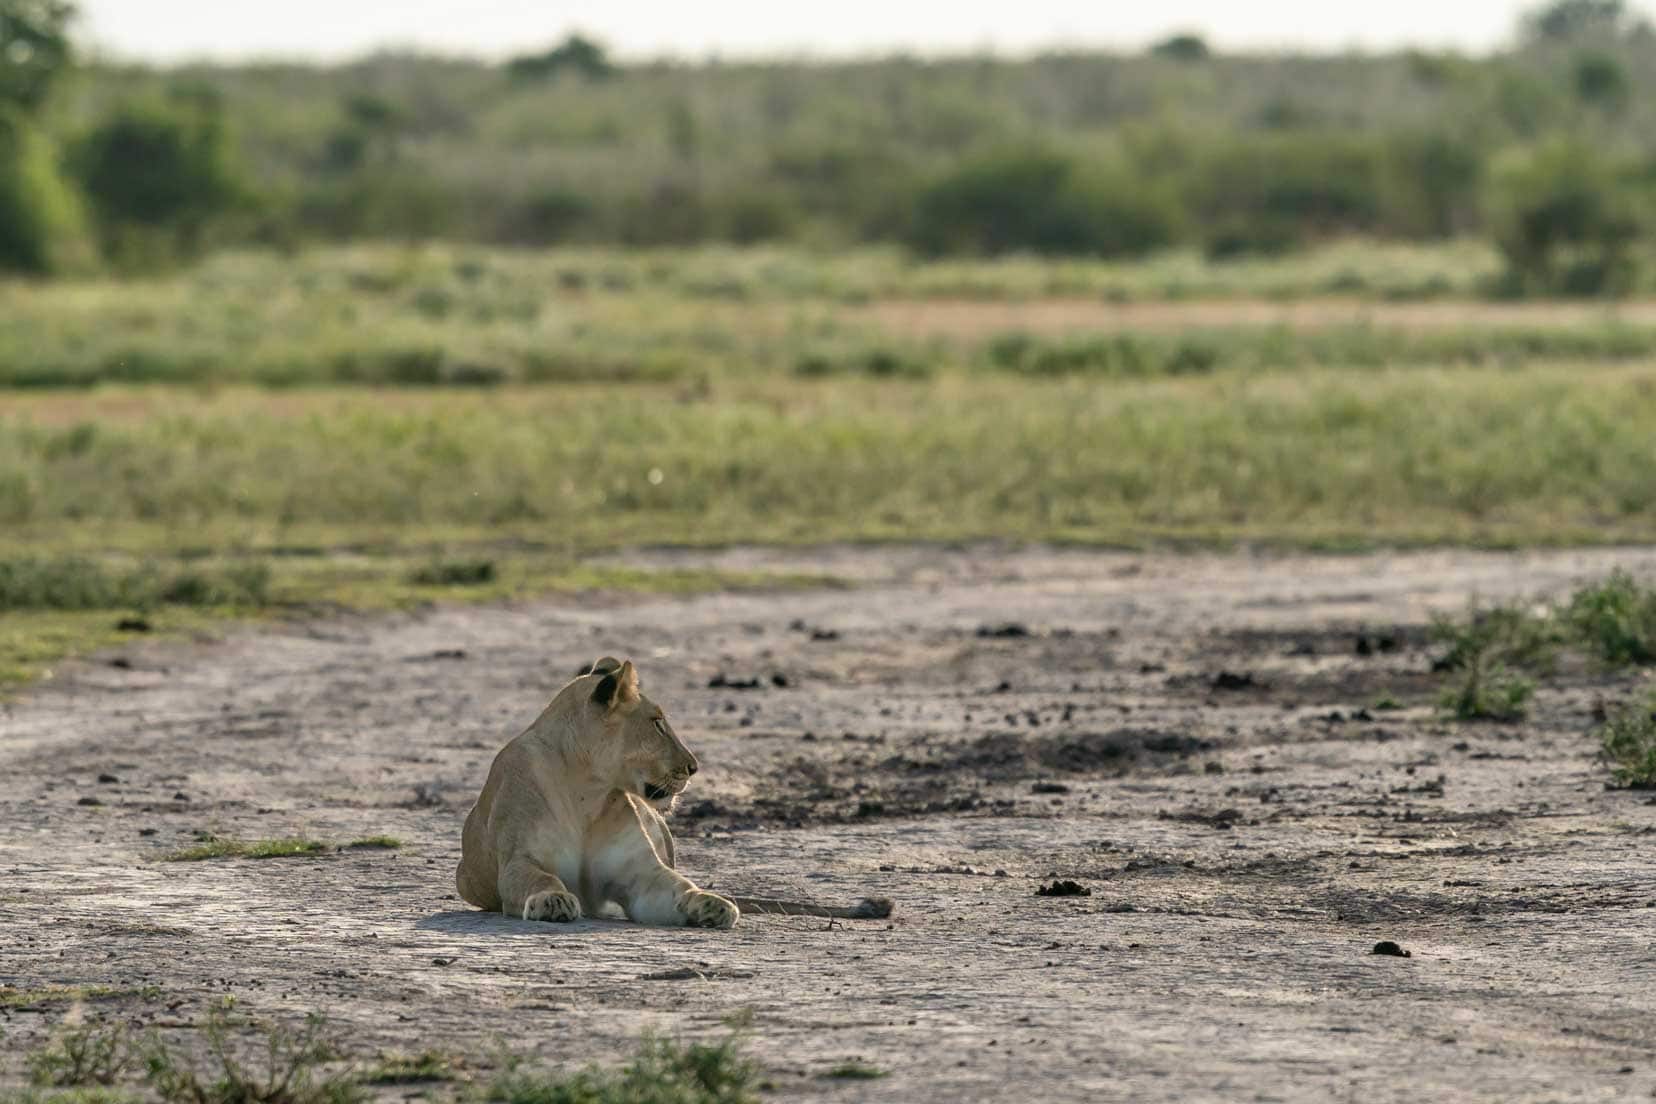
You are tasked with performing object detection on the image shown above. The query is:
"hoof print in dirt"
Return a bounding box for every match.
[977,622,1033,638]
[1370,941,1412,958]
[1036,880,1092,898]
[1211,670,1264,691]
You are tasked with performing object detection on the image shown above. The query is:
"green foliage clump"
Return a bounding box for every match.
[28,1026,136,1087]
[484,1034,756,1104]
[0,557,271,612]
[1597,692,1656,787]
[70,93,242,265]
[143,1012,361,1104]
[507,34,615,82]
[1439,655,1535,721]
[1487,140,1645,295]
[1563,570,1656,665]
[1150,34,1209,61]
[0,108,91,274]
[0,0,75,113]
[909,148,1182,258]
[409,559,497,586]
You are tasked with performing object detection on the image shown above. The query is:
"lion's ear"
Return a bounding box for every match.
[591,659,641,710]
[578,656,623,677]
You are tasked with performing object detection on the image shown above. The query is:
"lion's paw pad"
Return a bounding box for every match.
[682,891,740,930]
[523,889,582,922]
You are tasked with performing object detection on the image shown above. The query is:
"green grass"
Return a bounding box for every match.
[1,1089,141,1104]
[1564,571,1656,666]
[161,837,332,862]
[28,1026,135,1088]
[820,1062,888,1080]
[1598,694,1656,788]
[359,1051,459,1085]
[0,245,1649,392]
[1431,572,1656,726]
[143,1012,361,1104]
[484,1034,756,1104]
[342,836,402,851]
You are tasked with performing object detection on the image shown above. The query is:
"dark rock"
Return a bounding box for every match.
[115,617,152,633]
[98,773,120,784]
[1370,941,1411,958]
[1036,880,1091,898]
[708,673,763,690]
[977,623,1032,638]
[76,796,103,807]
[1212,671,1264,691]
[1030,781,1071,794]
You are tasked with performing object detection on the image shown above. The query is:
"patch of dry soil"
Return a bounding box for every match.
[3,546,1656,1102]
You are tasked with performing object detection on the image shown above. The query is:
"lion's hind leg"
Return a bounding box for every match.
[499,855,582,922]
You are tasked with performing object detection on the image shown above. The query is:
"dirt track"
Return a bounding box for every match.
[3,545,1656,1102]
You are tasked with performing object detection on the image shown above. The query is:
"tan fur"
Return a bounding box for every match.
[456,657,740,928]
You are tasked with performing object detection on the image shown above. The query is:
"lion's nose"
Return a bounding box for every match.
[686,758,699,776]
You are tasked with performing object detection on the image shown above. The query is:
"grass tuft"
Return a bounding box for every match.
[359,1051,458,1085]
[1598,693,1656,788]
[409,559,497,586]
[484,1033,756,1104]
[1564,571,1656,667]
[0,558,272,613]
[162,837,331,862]
[143,1011,361,1104]
[28,1026,136,1087]
[821,1062,888,1080]
[341,836,402,851]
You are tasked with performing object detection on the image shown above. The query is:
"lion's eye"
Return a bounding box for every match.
[653,718,669,735]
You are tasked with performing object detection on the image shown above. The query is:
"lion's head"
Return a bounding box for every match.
[574,657,698,812]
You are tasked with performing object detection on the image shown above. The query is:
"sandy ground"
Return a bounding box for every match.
[3,545,1656,1102]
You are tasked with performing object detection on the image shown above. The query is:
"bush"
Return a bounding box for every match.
[0,108,91,273]
[1564,570,1656,665]
[71,95,243,262]
[1192,132,1388,257]
[908,147,1181,258]
[1150,34,1209,61]
[1487,139,1645,295]
[1598,693,1656,787]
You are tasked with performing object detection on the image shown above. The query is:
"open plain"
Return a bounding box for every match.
[3,545,1654,1102]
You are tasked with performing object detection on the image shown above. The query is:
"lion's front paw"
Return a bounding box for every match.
[681,890,740,930]
[522,889,582,923]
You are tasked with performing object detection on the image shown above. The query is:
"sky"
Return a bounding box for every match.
[74,1,1593,63]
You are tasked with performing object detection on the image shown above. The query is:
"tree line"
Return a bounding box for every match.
[2,0,1655,293]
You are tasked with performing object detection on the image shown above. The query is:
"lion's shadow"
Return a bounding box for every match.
[414,908,632,936]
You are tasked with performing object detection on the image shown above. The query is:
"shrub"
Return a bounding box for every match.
[1150,34,1209,61]
[485,1034,756,1104]
[1598,693,1656,787]
[1192,132,1387,257]
[1439,655,1534,721]
[71,94,243,262]
[1487,139,1645,295]
[908,147,1182,258]
[1564,570,1656,665]
[0,108,91,273]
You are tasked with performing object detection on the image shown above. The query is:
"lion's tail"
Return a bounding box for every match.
[728,895,893,920]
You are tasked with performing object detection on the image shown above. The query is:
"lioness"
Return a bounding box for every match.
[457,657,890,927]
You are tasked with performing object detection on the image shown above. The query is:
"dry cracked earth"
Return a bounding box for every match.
[3,545,1656,1102]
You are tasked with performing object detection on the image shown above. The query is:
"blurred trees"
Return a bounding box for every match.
[71,92,242,264]
[0,0,88,273]
[5,11,1656,292]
